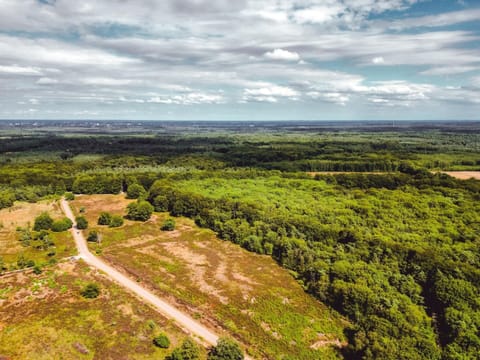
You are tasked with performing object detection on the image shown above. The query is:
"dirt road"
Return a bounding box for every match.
[60,199,229,350]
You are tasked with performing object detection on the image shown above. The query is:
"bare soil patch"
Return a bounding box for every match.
[441,171,480,180]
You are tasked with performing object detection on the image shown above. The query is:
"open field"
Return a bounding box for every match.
[0,201,75,267]
[0,260,202,360]
[71,195,348,360]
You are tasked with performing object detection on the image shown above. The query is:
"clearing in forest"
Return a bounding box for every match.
[71,194,348,360]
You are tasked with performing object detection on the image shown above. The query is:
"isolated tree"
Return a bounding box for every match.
[33,212,53,231]
[126,201,154,221]
[166,338,200,360]
[97,212,112,225]
[81,283,100,298]
[153,334,170,349]
[161,218,176,231]
[109,215,124,228]
[126,183,146,199]
[76,216,88,230]
[208,338,244,360]
[64,192,75,201]
[87,230,98,242]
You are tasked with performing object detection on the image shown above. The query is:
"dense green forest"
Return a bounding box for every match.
[0,121,479,359]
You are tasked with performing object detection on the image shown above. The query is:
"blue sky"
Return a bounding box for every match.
[0,0,479,120]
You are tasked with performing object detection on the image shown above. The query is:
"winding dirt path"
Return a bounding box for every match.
[60,198,250,355]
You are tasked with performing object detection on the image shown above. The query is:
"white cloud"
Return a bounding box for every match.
[147,92,224,105]
[307,91,349,105]
[36,77,58,85]
[420,66,479,76]
[0,65,42,75]
[293,5,343,24]
[372,57,385,64]
[243,85,299,102]
[264,48,300,61]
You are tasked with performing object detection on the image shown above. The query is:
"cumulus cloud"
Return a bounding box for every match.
[0,0,479,119]
[243,85,299,102]
[264,49,300,61]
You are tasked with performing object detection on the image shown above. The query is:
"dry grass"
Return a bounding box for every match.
[70,194,134,222]
[0,201,75,266]
[0,260,204,360]
[72,194,348,360]
[0,200,63,231]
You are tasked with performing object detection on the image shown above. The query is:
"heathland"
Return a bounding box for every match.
[0,120,479,360]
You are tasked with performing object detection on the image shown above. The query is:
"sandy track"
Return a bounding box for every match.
[60,199,252,357]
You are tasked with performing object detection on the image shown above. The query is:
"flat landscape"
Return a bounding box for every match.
[0,121,479,360]
[71,195,348,360]
[0,261,200,360]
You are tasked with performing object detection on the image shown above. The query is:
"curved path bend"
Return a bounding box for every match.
[61,198,252,357]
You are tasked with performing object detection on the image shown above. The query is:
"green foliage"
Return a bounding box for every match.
[73,174,122,194]
[80,283,100,299]
[208,338,244,360]
[0,190,15,209]
[87,230,98,242]
[153,194,168,212]
[1,124,480,359]
[97,212,112,225]
[126,200,154,221]
[64,192,75,201]
[166,338,200,360]
[153,333,170,349]
[148,173,480,360]
[75,216,88,230]
[33,212,53,231]
[51,218,73,232]
[161,218,176,231]
[126,183,146,199]
[109,215,124,228]
[16,254,34,269]
[33,265,43,275]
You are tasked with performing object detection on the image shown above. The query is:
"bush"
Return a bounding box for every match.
[161,218,176,231]
[208,338,244,360]
[33,212,53,231]
[33,265,43,275]
[109,215,124,228]
[98,212,112,225]
[81,283,100,299]
[51,218,73,232]
[166,338,200,360]
[126,201,154,221]
[64,192,75,201]
[126,183,146,199]
[153,334,170,349]
[153,195,168,212]
[87,230,98,242]
[76,216,88,230]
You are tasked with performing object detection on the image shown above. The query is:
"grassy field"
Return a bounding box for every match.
[71,195,348,360]
[0,200,75,267]
[0,260,203,360]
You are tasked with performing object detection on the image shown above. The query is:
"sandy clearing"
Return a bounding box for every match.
[441,171,480,180]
